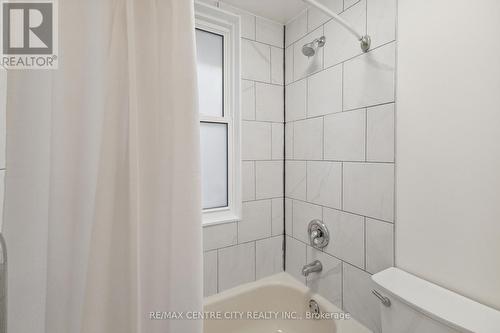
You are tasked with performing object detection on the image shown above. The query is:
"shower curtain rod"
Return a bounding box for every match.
[302,0,371,52]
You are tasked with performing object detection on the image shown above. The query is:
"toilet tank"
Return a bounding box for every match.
[371,268,500,333]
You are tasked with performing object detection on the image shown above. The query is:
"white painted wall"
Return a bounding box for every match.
[396,0,500,310]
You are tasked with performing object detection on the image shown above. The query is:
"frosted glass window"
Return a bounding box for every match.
[200,122,228,209]
[196,29,224,117]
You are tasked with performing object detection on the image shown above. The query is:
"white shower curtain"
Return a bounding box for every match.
[3,1,203,333]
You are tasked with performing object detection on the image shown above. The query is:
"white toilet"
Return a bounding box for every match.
[372,268,500,333]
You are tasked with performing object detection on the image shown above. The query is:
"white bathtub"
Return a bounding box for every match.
[204,272,371,333]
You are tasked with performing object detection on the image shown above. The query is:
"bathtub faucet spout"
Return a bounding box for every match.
[302,260,322,276]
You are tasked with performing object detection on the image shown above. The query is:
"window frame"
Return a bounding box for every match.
[195,2,241,226]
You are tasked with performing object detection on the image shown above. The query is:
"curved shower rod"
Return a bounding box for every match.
[302,0,371,52]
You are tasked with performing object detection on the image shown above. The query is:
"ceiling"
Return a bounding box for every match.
[220,0,307,24]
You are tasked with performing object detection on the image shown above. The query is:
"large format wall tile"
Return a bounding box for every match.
[324,109,365,161]
[367,0,396,48]
[242,80,256,120]
[271,47,284,85]
[271,123,284,160]
[271,198,284,236]
[307,247,342,307]
[256,83,284,122]
[366,103,394,162]
[293,26,324,80]
[242,39,271,82]
[285,79,307,121]
[343,263,382,332]
[239,200,272,242]
[306,161,342,208]
[307,64,343,117]
[285,160,306,200]
[242,161,255,201]
[307,0,343,33]
[292,200,322,243]
[256,161,283,199]
[343,162,394,221]
[242,121,272,160]
[285,235,307,283]
[285,11,307,47]
[203,222,238,251]
[203,250,218,297]
[365,218,394,274]
[256,17,284,47]
[293,117,323,160]
[324,0,366,67]
[322,208,365,268]
[218,242,256,292]
[256,236,284,279]
[343,42,395,110]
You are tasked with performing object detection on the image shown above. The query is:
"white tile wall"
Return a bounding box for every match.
[203,2,284,298]
[324,0,366,68]
[323,109,365,161]
[256,236,283,279]
[343,263,382,332]
[307,64,343,117]
[255,161,283,199]
[293,117,323,160]
[242,39,271,82]
[306,161,342,208]
[284,4,396,331]
[343,42,396,110]
[322,208,365,268]
[366,103,395,162]
[307,0,343,33]
[256,83,284,122]
[242,121,272,160]
[239,200,272,242]
[292,200,322,243]
[203,250,218,297]
[306,246,342,307]
[242,80,256,120]
[242,161,255,201]
[285,235,306,283]
[218,242,256,291]
[343,162,394,221]
[256,17,284,47]
[293,26,324,80]
[365,218,394,274]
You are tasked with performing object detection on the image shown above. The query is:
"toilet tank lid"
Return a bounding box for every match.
[372,268,500,333]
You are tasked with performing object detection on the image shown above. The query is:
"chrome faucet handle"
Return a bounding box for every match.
[308,220,329,249]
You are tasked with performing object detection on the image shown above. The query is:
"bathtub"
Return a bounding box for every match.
[204,272,371,333]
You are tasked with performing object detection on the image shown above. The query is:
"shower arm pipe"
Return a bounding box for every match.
[302,0,371,51]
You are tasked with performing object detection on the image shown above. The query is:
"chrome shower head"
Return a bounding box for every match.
[302,36,326,57]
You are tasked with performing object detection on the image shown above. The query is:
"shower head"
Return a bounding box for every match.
[302,36,326,57]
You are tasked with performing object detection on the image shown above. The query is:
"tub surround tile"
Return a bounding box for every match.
[285,46,294,85]
[242,39,271,82]
[242,80,256,120]
[271,123,284,160]
[256,236,284,279]
[365,218,394,274]
[343,263,382,332]
[307,64,343,117]
[285,236,307,284]
[256,161,283,199]
[285,198,293,236]
[343,42,396,111]
[293,117,323,160]
[323,0,366,67]
[242,121,272,160]
[292,200,322,243]
[285,122,294,160]
[242,161,255,201]
[307,0,343,33]
[322,208,365,268]
[293,26,324,80]
[203,250,218,297]
[285,160,306,200]
[218,242,256,292]
[239,200,272,243]
[306,161,342,209]
[285,11,307,47]
[343,162,394,222]
[307,247,342,308]
[271,198,284,236]
[366,103,395,162]
[285,79,307,121]
[271,47,284,85]
[256,82,284,122]
[367,0,396,48]
[323,109,366,161]
[203,222,238,251]
[256,17,284,47]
